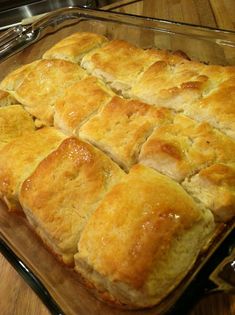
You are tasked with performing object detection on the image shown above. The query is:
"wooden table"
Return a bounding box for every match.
[0,0,235,314]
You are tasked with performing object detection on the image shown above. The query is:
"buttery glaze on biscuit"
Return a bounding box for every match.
[139,114,235,182]
[79,96,173,171]
[0,60,40,92]
[43,32,108,63]
[20,137,124,265]
[81,40,159,94]
[130,59,206,109]
[130,58,235,138]
[0,105,35,150]
[54,76,114,135]
[13,59,86,125]
[183,163,235,222]
[0,127,66,211]
[75,164,214,308]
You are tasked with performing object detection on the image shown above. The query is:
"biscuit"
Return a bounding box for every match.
[75,164,214,308]
[54,76,113,135]
[184,72,235,138]
[130,59,207,110]
[0,127,66,211]
[183,163,235,222]
[0,105,35,150]
[14,59,86,125]
[131,59,235,138]
[81,40,159,95]
[0,60,40,92]
[79,96,173,171]
[139,114,235,182]
[43,32,108,63]
[20,137,124,265]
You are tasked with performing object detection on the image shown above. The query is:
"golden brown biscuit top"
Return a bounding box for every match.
[21,137,123,201]
[130,55,235,138]
[0,61,40,92]
[79,96,173,170]
[81,40,158,90]
[140,114,235,181]
[199,163,235,186]
[43,32,108,63]
[54,76,113,134]
[13,59,86,125]
[78,164,204,289]
[0,90,17,106]
[146,48,191,65]
[20,137,124,257]
[0,105,35,150]
[130,59,208,105]
[187,76,235,137]
[0,127,66,201]
[182,163,235,222]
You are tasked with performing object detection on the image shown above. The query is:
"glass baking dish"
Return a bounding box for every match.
[0,7,235,315]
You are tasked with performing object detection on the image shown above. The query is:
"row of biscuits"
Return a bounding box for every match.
[0,32,234,307]
[0,113,214,308]
[2,32,235,138]
[1,31,235,222]
[43,32,235,139]
[1,88,234,222]
[43,33,235,223]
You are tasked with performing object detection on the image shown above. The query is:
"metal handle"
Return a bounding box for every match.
[0,7,75,61]
[0,25,26,46]
[0,6,96,61]
[0,24,38,61]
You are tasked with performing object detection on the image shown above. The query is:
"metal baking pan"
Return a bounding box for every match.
[0,7,234,315]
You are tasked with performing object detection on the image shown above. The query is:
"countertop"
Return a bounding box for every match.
[0,0,235,314]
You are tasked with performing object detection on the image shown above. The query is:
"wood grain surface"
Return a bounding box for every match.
[1,0,235,315]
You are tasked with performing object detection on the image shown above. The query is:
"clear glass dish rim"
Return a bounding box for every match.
[1,6,235,63]
[32,6,235,37]
[95,6,235,34]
